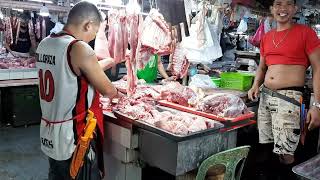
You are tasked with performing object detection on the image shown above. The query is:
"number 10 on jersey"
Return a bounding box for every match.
[39,69,55,102]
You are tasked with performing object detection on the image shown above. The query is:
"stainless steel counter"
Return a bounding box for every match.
[102,110,243,180]
[0,78,38,87]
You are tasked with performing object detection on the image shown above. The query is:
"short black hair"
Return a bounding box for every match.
[66,1,102,25]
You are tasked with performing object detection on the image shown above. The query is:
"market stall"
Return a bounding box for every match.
[94,0,319,179]
[0,0,68,127]
[100,76,255,180]
[0,0,319,179]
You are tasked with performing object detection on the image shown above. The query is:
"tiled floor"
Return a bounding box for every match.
[0,125,48,180]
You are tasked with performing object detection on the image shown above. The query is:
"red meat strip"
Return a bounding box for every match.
[168,43,190,78]
[108,10,127,63]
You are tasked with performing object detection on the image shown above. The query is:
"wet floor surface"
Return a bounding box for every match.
[0,125,48,180]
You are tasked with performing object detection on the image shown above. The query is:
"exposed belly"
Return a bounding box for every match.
[264,65,306,90]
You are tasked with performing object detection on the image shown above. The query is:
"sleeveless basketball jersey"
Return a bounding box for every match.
[36,34,96,160]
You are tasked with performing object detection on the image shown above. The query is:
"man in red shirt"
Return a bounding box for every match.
[248,0,320,178]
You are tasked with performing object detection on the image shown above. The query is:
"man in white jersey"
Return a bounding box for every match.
[36,2,120,179]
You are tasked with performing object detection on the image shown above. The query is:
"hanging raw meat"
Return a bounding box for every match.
[41,18,46,39]
[4,17,13,45]
[125,0,141,96]
[28,20,37,49]
[168,43,190,79]
[108,10,128,64]
[136,9,172,70]
[94,20,110,59]
[35,18,41,40]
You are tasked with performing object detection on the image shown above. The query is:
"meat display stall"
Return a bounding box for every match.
[103,112,254,180]
[102,94,255,180]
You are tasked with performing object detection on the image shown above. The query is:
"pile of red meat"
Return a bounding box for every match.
[152,110,208,135]
[196,93,248,118]
[112,96,213,135]
[0,57,36,69]
[157,82,197,107]
[111,79,198,107]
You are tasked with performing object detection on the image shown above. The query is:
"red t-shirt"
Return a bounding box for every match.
[260,24,320,68]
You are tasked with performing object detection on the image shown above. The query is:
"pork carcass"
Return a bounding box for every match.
[125,14,138,95]
[4,17,13,45]
[196,93,248,118]
[94,20,110,59]
[168,43,190,79]
[136,9,172,70]
[108,10,128,63]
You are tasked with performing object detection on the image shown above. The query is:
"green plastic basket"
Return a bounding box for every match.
[220,72,254,91]
[211,77,221,87]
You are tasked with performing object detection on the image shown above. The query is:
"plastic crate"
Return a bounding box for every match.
[211,77,221,87]
[220,72,254,91]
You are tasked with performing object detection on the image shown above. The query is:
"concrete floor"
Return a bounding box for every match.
[0,122,317,180]
[0,125,48,180]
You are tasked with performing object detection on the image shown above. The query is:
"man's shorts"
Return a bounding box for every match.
[258,89,302,155]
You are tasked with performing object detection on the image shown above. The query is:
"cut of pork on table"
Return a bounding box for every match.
[196,93,248,118]
[112,96,219,135]
[158,81,198,107]
[0,57,36,69]
[111,80,198,107]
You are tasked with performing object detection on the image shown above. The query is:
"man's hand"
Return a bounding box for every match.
[306,106,320,130]
[161,76,177,83]
[248,85,260,101]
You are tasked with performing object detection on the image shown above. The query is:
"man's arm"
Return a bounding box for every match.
[309,48,320,102]
[98,57,115,71]
[307,48,320,130]
[248,56,267,100]
[157,56,170,79]
[70,42,118,99]
[252,56,267,88]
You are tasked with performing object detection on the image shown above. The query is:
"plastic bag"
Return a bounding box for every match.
[249,20,265,48]
[237,19,248,33]
[189,74,217,89]
[182,18,222,64]
[196,93,248,118]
